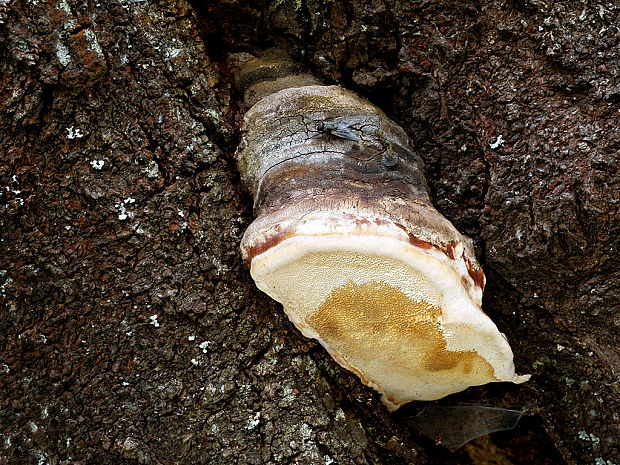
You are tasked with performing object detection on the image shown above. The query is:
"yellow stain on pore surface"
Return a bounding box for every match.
[307,281,495,392]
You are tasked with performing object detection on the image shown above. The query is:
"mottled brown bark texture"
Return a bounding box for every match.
[0,1,617,465]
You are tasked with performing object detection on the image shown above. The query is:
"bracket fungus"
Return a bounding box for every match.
[235,51,530,411]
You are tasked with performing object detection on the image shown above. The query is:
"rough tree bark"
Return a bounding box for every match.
[0,1,617,465]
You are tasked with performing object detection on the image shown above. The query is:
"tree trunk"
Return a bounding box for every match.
[0,1,617,464]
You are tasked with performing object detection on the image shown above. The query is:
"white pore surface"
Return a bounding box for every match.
[250,230,529,407]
